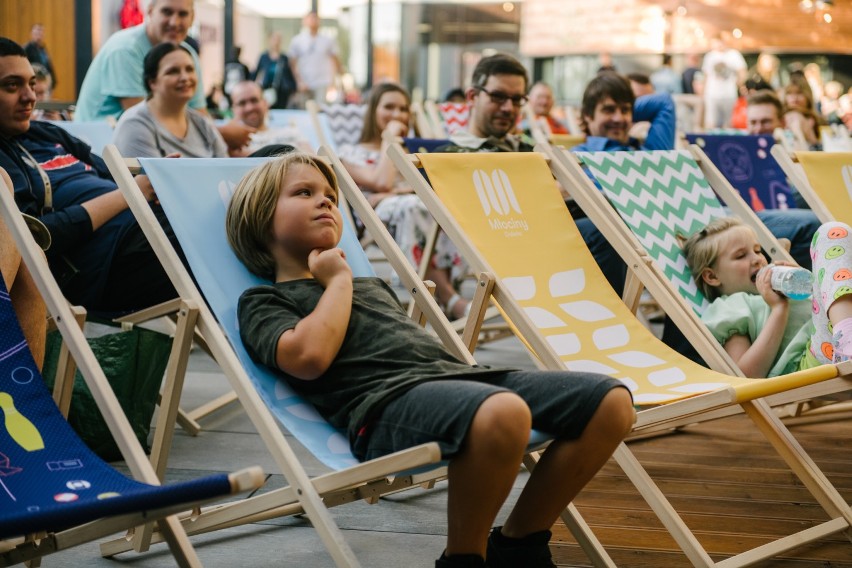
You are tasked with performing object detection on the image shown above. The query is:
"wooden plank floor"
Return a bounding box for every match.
[551,410,852,567]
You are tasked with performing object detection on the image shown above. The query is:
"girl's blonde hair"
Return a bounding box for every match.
[225,152,338,281]
[680,217,745,301]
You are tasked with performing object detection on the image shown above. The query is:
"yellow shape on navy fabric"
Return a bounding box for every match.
[0,392,45,452]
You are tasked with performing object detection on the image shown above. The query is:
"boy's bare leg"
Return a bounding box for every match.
[446,392,532,557]
[501,388,635,538]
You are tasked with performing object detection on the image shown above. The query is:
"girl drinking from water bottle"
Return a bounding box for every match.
[682,217,852,377]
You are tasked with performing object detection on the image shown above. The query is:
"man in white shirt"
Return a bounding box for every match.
[702,35,746,129]
[288,11,343,104]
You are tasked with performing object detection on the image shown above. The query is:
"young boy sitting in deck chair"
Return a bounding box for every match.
[225,152,635,568]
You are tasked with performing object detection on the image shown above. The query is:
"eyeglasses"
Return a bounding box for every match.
[475,87,528,108]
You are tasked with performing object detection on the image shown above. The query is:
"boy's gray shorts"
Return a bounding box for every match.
[351,370,628,462]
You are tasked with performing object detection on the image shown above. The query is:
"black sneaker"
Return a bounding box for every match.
[486,526,556,568]
[435,552,487,567]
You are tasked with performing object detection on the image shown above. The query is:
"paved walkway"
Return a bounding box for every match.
[51,328,542,568]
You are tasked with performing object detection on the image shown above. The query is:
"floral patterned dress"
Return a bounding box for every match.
[338,143,465,285]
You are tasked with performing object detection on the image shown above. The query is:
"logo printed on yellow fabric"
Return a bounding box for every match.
[472,169,528,235]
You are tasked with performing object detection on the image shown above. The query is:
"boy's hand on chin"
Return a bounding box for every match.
[308,248,352,288]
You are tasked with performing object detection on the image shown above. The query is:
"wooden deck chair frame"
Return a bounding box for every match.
[544,141,852,561]
[0,169,264,568]
[546,143,852,419]
[692,142,852,421]
[103,146,615,568]
[97,147,455,567]
[770,147,852,421]
[387,144,852,568]
[384,134,513,346]
[306,99,331,149]
[522,105,550,145]
[317,144,619,567]
[101,148,581,566]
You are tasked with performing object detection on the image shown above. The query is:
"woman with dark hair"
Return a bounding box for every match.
[113,42,227,158]
[251,31,296,109]
[338,83,469,318]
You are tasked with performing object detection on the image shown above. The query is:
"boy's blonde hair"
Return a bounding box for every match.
[225,152,339,280]
[680,217,745,301]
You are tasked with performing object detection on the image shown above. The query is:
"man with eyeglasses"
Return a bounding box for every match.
[229,81,312,155]
[438,54,532,153]
[437,53,626,295]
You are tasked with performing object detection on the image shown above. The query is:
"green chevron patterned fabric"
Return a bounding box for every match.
[578,150,727,314]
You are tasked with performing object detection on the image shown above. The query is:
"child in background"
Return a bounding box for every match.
[225,152,635,568]
[682,217,852,377]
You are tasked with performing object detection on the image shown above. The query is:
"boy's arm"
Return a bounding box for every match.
[275,248,353,380]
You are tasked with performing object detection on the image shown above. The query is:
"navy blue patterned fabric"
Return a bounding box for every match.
[0,277,232,539]
[403,137,451,155]
[685,134,796,210]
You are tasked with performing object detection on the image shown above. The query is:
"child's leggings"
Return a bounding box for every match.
[808,221,852,362]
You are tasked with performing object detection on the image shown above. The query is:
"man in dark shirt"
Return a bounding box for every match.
[681,53,703,95]
[0,37,180,313]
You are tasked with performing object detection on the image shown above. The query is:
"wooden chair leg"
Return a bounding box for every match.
[408,223,441,319]
[51,305,86,417]
[522,452,617,568]
[462,273,496,354]
[410,280,437,327]
[132,301,199,553]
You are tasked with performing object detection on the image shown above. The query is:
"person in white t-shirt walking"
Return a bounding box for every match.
[288,11,343,105]
[702,35,747,129]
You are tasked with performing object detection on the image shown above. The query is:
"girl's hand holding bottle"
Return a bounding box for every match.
[757,262,813,302]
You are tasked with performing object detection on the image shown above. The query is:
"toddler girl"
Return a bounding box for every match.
[682,217,852,377]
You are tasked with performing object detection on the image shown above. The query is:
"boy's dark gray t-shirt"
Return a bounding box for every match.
[238,277,508,438]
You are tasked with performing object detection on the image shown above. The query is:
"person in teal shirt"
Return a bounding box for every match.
[75,0,204,122]
[75,0,253,153]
